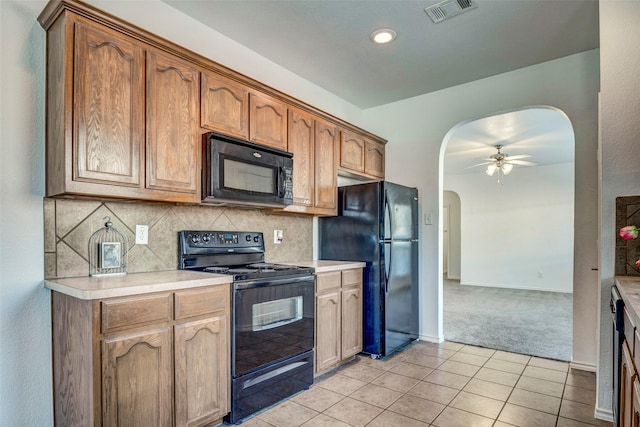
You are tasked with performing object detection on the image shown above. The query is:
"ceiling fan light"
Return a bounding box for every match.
[485,164,497,176]
[502,163,514,175]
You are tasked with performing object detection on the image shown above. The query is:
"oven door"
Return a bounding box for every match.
[232,275,314,377]
[203,132,293,207]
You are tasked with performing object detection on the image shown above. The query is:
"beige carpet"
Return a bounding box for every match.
[443,278,572,361]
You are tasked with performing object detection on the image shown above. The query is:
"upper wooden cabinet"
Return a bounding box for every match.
[340,130,386,179]
[283,109,338,216]
[146,49,200,195]
[201,71,249,139]
[43,14,200,203]
[249,93,288,151]
[364,139,385,178]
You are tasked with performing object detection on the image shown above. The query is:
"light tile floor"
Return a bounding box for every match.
[233,341,612,427]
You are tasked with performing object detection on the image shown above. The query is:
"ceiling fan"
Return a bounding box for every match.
[469,145,538,181]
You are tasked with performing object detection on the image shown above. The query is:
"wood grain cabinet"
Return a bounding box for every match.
[249,92,288,151]
[41,14,200,203]
[339,130,386,179]
[315,269,363,374]
[200,71,250,139]
[51,285,230,427]
[284,109,338,216]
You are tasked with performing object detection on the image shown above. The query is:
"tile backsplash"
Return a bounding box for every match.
[616,196,640,276]
[44,198,313,279]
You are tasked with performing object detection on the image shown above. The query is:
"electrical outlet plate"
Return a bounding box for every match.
[135,225,148,245]
[274,230,283,244]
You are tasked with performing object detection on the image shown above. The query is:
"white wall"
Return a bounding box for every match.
[0,1,363,424]
[598,1,640,420]
[446,163,574,293]
[0,1,50,424]
[362,51,599,366]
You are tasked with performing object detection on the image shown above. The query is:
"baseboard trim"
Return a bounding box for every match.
[570,361,596,372]
[459,281,573,294]
[419,334,444,343]
[595,406,614,422]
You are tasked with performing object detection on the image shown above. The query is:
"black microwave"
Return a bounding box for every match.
[203,132,294,207]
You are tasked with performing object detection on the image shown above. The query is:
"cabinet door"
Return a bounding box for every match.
[288,109,315,207]
[314,119,338,213]
[175,316,229,427]
[622,341,637,427]
[201,72,249,139]
[341,285,363,359]
[249,93,288,151]
[73,21,144,187]
[316,291,341,373]
[634,378,640,427]
[364,139,385,178]
[340,130,365,173]
[103,327,172,427]
[146,50,200,195]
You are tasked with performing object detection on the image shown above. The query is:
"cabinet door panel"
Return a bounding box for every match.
[288,109,315,206]
[622,341,636,427]
[315,119,338,212]
[103,327,172,427]
[249,93,287,151]
[342,285,363,359]
[175,316,229,427]
[365,139,385,178]
[201,72,249,139]
[316,292,341,372]
[146,50,200,194]
[74,21,144,186]
[340,131,365,173]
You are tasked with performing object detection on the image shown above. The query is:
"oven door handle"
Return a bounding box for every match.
[234,274,314,290]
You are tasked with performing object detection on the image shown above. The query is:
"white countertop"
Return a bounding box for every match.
[44,270,232,300]
[282,260,366,273]
[616,276,640,326]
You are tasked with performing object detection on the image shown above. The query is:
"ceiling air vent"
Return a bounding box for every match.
[425,0,478,24]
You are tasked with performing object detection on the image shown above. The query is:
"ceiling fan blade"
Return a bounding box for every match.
[505,154,531,160]
[465,162,493,169]
[509,160,538,166]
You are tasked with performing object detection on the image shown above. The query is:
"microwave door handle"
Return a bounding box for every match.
[278,166,286,198]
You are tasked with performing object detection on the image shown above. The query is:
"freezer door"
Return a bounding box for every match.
[383,182,418,241]
[383,240,419,356]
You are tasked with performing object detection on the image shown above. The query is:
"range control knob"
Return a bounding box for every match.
[254,236,260,243]
[191,234,200,244]
[245,234,252,242]
[202,234,210,243]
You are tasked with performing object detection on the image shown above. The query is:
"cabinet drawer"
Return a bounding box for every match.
[102,293,172,333]
[175,286,229,320]
[625,307,636,353]
[316,271,341,293]
[342,269,362,287]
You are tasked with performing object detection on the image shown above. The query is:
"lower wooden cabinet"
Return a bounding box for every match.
[52,285,230,427]
[622,340,636,427]
[315,268,363,374]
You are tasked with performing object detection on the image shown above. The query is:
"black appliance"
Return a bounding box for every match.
[611,284,624,427]
[202,132,294,208]
[178,230,315,424]
[319,181,419,358]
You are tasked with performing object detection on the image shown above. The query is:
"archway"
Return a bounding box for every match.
[439,106,575,360]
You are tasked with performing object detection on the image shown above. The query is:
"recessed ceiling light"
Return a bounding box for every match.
[370,29,396,44]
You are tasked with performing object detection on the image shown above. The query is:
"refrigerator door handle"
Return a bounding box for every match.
[384,191,393,240]
[384,242,391,293]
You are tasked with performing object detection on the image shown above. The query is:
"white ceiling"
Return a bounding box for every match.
[162,0,599,109]
[161,0,595,172]
[443,108,575,175]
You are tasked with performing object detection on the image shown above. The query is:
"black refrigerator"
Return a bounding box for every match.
[319,181,419,358]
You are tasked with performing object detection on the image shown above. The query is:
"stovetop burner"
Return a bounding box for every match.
[178,230,313,281]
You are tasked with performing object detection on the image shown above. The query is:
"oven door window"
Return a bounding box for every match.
[252,296,302,331]
[222,157,276,195]
[234,280,314,377]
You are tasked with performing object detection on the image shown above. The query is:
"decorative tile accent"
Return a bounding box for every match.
[616,196,640,276]
[44,198,313,278]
